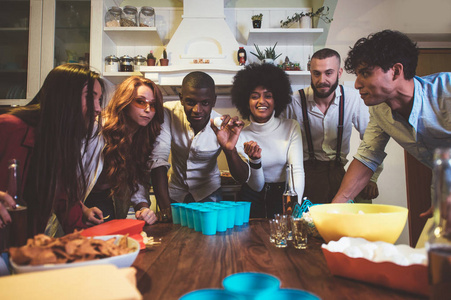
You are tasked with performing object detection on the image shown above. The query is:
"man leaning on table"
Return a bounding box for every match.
[331,29,451,217]
[282,48,382,204]
[149,71,249,221]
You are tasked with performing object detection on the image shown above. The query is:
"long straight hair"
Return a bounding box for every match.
[23,64,104,235]
[102,76,164,198]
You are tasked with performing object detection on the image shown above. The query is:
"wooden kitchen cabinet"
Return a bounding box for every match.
[0,0,91,106]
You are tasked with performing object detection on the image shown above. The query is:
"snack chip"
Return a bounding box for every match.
[9,231,134,266]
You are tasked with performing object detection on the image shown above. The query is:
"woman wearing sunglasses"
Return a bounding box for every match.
[84,76,164,225]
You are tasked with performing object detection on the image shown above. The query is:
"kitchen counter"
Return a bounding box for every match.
[134,219,426,299]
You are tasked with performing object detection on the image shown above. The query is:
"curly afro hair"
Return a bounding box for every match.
[231,63,292,120]
[344,30,418,80]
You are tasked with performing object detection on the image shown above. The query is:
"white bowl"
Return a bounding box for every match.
[10,235,139,274]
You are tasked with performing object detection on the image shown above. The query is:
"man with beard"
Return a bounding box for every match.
[149,71,248,220]
[282,48,381,204]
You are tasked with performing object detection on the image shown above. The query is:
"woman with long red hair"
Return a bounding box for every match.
[85,76,164,224]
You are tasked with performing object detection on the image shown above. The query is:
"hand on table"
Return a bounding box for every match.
[82,206,104,226]
[0,191,15,228]
[136,208,157,225]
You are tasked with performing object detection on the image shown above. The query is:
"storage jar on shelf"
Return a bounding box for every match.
[139,6,155,27]
[105,6,121,27]
[121,6,137,27]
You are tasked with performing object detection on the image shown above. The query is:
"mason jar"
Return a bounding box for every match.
[119,55,134,72]
[105,55,119,72]
[121,6,137,27]
[139,6,155,27]
[134,55,147,71]
[105,6,121,27]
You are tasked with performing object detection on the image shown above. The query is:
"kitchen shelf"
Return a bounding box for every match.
[104,27,162,46]
[247,28,323,46]
[103,71,143,85]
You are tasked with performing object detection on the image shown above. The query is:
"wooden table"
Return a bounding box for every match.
[133,219,426,300]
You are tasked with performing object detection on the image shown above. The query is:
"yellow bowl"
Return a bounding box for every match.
[309,204,408,244]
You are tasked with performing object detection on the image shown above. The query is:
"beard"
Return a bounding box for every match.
[311,75,339,99]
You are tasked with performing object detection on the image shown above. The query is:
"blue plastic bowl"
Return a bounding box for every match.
[256,288,320,300]
[180,288,240,300]
[222,272,280,298]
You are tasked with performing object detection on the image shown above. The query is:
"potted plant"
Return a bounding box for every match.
[280,6,333,28]
[251,13,263,29]
[147,50,156,66]
[250,42,282,64]
[160,49,169,66]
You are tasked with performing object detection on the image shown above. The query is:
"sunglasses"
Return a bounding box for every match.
[131,98,156,111]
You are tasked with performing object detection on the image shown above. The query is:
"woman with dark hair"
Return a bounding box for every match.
[84,76,164,224]
[231,63,305,218]
[0,63,105,237]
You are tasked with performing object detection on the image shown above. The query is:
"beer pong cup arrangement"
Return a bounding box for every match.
[171,201,251,235]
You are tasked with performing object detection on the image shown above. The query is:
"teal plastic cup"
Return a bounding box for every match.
[200,209,218,235]
[179,204,188,227]
[185,205,195,229]
[213,206,228,232]
[222,204,236,229]
[170,203,181,225]
[233,203,244,226]
[238,201,251,223]
[192,207,202,232]
[222,272,281,300]
[180,289,240,300]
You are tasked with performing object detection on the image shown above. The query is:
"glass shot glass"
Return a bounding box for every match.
[291,217,308,249]
[273,218,288,248]
[268,219,276,243]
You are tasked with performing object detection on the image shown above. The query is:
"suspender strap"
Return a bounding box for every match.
[299,89,315,161]
[336,85,345,163]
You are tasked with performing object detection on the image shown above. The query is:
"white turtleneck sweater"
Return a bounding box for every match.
[236,113,305,198]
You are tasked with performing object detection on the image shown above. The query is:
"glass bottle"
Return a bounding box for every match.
[427,148,451,299]
[139,6,155,27]
[283,164,298,216]
[5,159,28,248]
[121,6,138,27]
[105,6,121,27]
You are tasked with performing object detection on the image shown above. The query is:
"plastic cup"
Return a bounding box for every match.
[170,203,181,225]
[180,289,241,300]
[185,205,195,229]
[214,206,228,232]
[221,204,235,229]
[179,204,188,227]
[222,272,281,299]
[233,203,244,226]
[238,201,251,223]
[200,209,218,235]
[192,207,202,232]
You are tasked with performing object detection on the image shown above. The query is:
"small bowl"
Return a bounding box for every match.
[256,288,320,300]
[222,272,280,299]
[180,288,241,300]
[309,203,408,243]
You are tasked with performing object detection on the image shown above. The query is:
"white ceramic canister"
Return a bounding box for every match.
[105,55,119,72]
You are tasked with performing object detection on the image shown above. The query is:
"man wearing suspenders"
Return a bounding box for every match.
[282,48,382,204]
